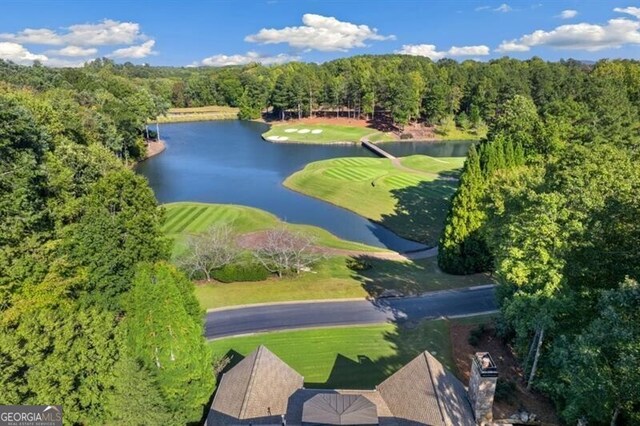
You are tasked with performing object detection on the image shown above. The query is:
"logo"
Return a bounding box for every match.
[0,406,63,426]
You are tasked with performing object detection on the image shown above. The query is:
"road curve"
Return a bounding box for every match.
[205,285,496,339]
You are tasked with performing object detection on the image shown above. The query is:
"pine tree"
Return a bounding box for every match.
[438,145,492,274]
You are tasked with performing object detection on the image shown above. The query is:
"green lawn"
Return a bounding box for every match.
[210,315,495,389]
[155,106,239,123]
[283,155,464,245]
[262,123,394,144]
[434,126,487,141]
[195,256,492,309]
[162,202,386,257]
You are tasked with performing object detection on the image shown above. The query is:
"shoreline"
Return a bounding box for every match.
[280,178,434,250]
[141,139,166,161]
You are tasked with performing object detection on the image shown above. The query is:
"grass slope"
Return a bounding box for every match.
[210,315,494,389]
[162,202,385,256]
[263,123,393,144]
[195,256,491,309]
[156,106,239,123]
[283,155,465,245]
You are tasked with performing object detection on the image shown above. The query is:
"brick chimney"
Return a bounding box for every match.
[468,352,498,424]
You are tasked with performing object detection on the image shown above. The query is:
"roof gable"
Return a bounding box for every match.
[211,345,304,420]
[302,393,378,425]
[377,351,475,426]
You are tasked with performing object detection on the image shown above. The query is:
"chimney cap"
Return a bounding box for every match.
[473,352,498,377]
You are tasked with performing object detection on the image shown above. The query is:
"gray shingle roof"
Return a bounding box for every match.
[302,393,378,425]
[209,345,304,423]
[377,351,475,426]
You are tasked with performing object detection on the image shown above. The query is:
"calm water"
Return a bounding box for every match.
[136,120,471,251]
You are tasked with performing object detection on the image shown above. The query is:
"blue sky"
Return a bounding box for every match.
[0,0,639,67]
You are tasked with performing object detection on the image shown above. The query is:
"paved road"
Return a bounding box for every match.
[205,285,496,339]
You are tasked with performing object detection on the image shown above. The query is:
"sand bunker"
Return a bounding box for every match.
[284,128,298,133]
[311,129,323,134]
[267,135,289,141]
[297,129,310,134]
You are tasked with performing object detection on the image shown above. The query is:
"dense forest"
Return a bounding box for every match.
[0,62,212,424]
[438,65,640,423]
[1,55,639,424]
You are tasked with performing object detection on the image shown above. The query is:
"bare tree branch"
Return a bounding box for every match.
[177,224,240,281]
[252,226,324,277]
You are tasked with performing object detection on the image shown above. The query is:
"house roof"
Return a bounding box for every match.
[377,351,475,426]
[208,347,476,426]
[210,345,304,423]
[302,393,378,425]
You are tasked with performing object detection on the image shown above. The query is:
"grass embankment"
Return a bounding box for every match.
[163,202,491,310]
[435,126,487,141]
[211,314,495,389]
[284,155,465,245]
[195,255,490,309]
[162,202,384,257]
[262,123,393,144]
[155,106,239,123]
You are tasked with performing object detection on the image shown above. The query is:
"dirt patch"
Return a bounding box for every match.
[450,320,560,424]
[400,122,438,140]
[270,116,373,128]
[144,139,165,159]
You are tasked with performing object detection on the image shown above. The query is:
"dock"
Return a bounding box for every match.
[361,139,396,159]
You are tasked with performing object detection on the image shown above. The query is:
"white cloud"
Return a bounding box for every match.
[45,57,89,68]
[0,28,63,45]
[48,45,97,57]
[396,44,490,61]
[497,17,640,52]
[0,19,145,47]
[614,6,640,19]
[475,5,491,11]
[558,9,578,19]
[200,51,299,66]
[448,45,491,56]
[0,42,48,64]
[245,13,394,52]
[397,44,490,60]
[108,40,156,59]
[495,4,512,13]
[63,19,144,46]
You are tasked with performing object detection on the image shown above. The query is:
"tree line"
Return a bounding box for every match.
[0,64,212,424]
[438,59,640,424]
[8,55,640,133]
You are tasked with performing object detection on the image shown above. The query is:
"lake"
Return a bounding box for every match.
[136,120,471,251]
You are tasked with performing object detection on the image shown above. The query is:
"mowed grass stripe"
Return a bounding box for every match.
[164,206,183,224]
[163,205,199,233]
[334,158,380,167]
[177,206,209,233]
[324,167,381,181]
[191,206,232,232]
[186,206,217,232]
[166,205,201,234]
[384,174,425,188]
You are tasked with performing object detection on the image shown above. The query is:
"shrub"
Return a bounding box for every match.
[495,378,517,404]
[346,258,372,271]
[400,132,413,140]
[467,323,486,346]
[212,263,270,283]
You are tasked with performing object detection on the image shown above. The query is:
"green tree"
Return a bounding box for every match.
[124,262,213,423]
[553,279,640,425]
[65,170,168,306]
[438,145,492,274]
